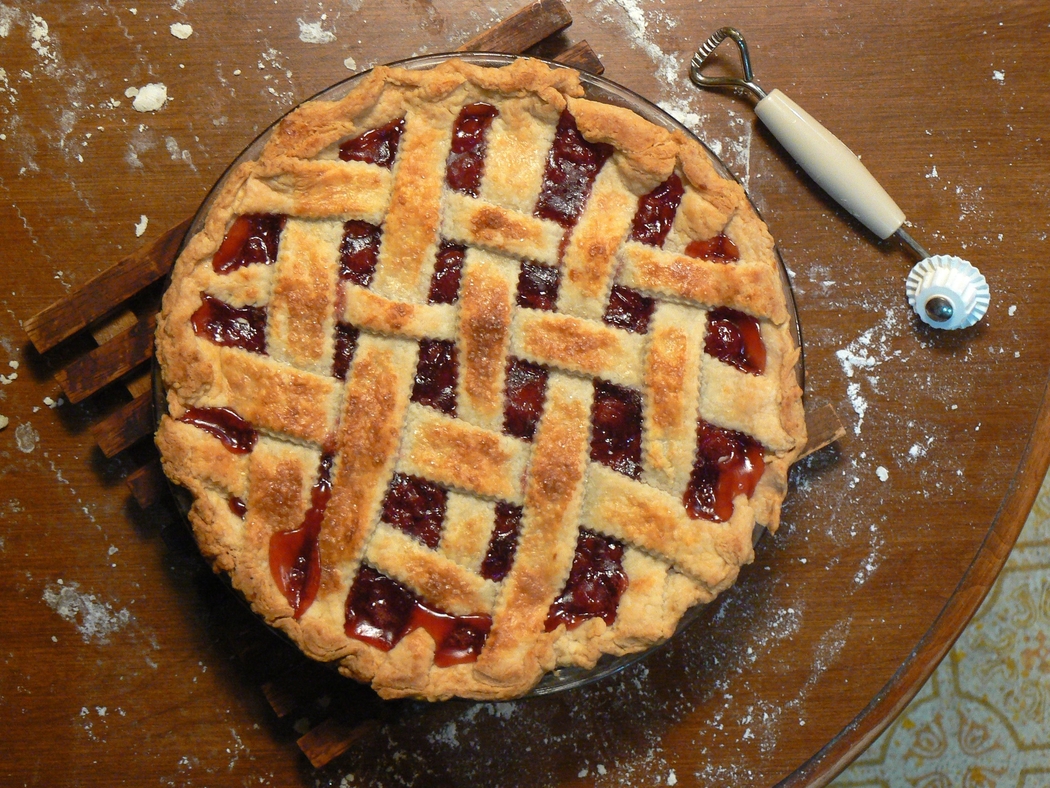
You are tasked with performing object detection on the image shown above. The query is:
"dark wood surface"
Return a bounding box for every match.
[2,2,1048,786]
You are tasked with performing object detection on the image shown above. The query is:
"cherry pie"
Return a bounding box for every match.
[155,57,806,701]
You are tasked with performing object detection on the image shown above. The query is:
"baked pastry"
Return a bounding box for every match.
[155,57,806,701]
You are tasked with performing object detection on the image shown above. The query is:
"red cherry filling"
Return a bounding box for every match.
[411,339,458,416]
[445,102,499,196]
[339,118,405,167]
[212,213,286,273]
[503,356,549,441]
[683,420,765,522]
[227,496,247,519]
[629,174,684,247]
[602,285,654,334]
[191,293,268,354]
[269,453,335,618]
[590,381,643,479]
[339,220,382,286]
[516,261,560,311]
[480,503,523,582]
[179,406,257,453]
[704,307,766,375]
[535,110,614,229]
[344,565,492,666]
[685,232,740,262]
[332,322,359,381]
[545,531,628,631]
[427,242,465,305]
[381,473,447,550]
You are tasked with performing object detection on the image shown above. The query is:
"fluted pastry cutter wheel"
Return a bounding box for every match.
[690,27,990,330]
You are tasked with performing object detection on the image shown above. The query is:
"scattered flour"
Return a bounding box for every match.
[0,414,8,431]
[992,69,1005,84]
[29,13,55,62]
[343,56,357,71]
[134,214,148,237]
[43,581,131,644]
[131,83,169,112]
[297,17,336,44]
[169,22,193,39]
[0,5,19,38]
[15,422,38,453]
[876,465,889,482]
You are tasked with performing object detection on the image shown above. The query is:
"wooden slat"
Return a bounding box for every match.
[126,459,168,509]
[800,403,846,459]
[54,314,156,404]
[551,40,604,75]
[23,218,189,353]
[91,392,154,458]
[456,0,571,53]
[298,717,380,769]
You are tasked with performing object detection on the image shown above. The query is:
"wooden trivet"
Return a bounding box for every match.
[22,0,844,768]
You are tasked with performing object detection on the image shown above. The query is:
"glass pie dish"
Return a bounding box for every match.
[155,51,805,699]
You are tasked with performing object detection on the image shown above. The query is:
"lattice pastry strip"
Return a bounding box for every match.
[155,58,807,702]
[454,248,520,430]
[556,163,645,320]
[235,158,394,223]
[641,301,706,495]
[475,373,594,685]
[370,106,454,302]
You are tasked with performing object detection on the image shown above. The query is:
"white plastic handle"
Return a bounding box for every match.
[755,89,905,240]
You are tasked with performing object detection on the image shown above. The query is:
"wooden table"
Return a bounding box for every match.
[2,1,1048,785]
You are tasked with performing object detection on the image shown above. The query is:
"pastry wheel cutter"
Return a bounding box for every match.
[689,27,990,330]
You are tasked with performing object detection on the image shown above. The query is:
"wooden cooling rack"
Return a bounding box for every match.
[21,0,844,768]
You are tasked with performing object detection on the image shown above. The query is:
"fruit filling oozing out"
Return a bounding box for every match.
[630,174,684,247]
[705,307,766,375]
[212,213,286,274]
[535,110,614,229]
[339,220,382,286]
[331,322,359,381]
[502,356,549,441]
[684,420,765,522]
[603,284,654,334]
[345,565,492,667]
[686,232,740,262]
[428,242,466,305]
[381,473,448,550]
[269,453,335,618]
[412,339,458,416]
[590,381,643,480]
[227,496,248,519]
[479,502,523,582]
[339,117,405,168]
[446,103,499,197]
[190,294,268,354]
[546,530,628,631]
[178,406,258,453]
[516,261,560,311]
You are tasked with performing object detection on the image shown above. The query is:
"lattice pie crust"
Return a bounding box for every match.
[155,58,806,701]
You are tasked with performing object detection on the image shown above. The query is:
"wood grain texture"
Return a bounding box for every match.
[550,40,605,75]
[54,314,156,404]
[3,2,1049,787]
[124,458,167,510]
[90,391,154,458]
[456,0,572,53]
[22,218,188,353]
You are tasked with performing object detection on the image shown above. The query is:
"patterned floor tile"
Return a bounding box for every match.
[833,471,1050,786]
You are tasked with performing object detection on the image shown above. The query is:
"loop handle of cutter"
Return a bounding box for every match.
[689,27,767,100]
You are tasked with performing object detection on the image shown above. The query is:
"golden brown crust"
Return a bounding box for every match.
[155,56,806,702]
